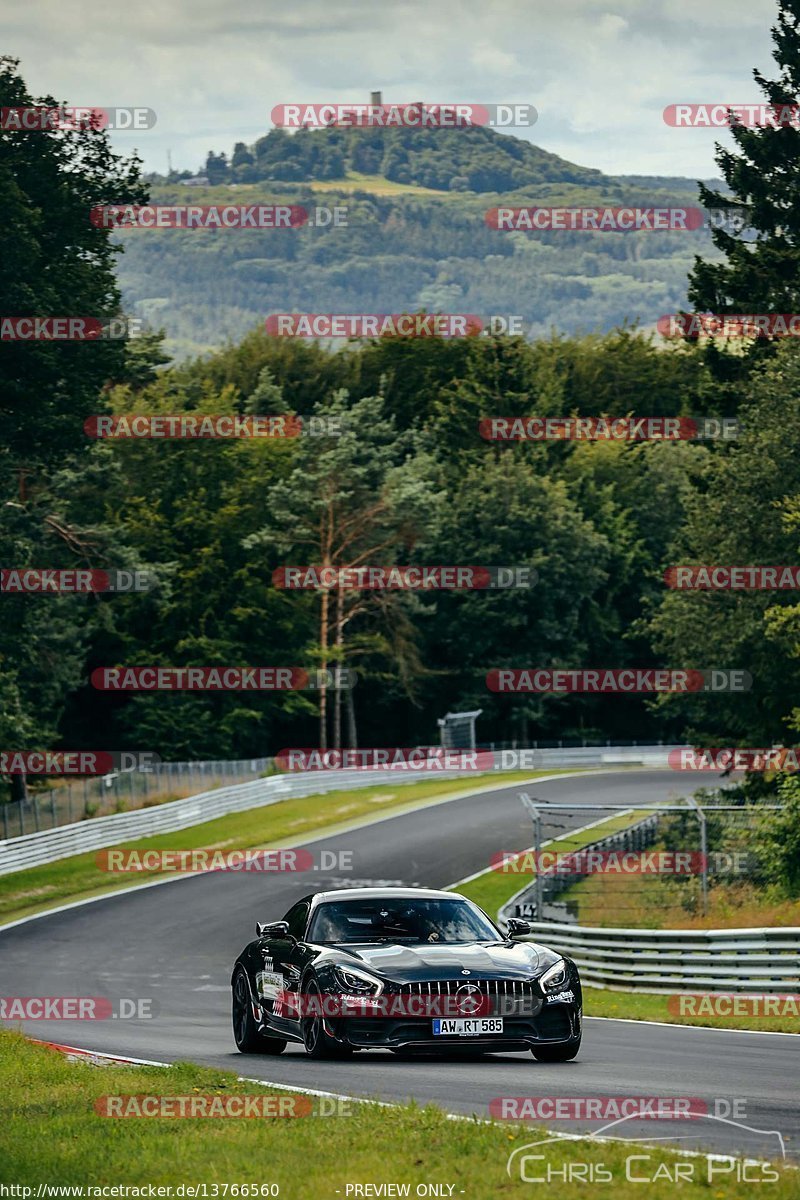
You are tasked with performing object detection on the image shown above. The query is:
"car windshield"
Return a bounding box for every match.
[307,897,500,945]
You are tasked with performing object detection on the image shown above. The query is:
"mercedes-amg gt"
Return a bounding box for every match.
[231,887,582,1060]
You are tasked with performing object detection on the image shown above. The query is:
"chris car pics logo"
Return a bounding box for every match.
[506,1114,786,1184]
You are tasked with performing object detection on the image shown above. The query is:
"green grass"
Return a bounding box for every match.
[584,986,800,1034]
[0,1031,792,1194]
[307,170,453,197]
[554,859,800,930]
[451,812,800,1035]
[454,809,652,918]
[0,770,571,927]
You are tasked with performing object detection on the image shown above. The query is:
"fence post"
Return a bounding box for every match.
[534,808,543,920]
[519,794,544,920]
[698,808,708,917]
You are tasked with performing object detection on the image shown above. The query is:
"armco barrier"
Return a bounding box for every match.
[1,757,273,837]
[516,921,800,993]
[0,745,683,878]
[0,768,461,877]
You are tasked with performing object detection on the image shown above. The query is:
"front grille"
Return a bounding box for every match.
[393,978,540,1016]
[395,978,538,996]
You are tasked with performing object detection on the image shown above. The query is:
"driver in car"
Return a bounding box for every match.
[371,906,440,941]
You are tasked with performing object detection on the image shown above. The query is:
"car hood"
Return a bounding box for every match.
[329,940,559,982]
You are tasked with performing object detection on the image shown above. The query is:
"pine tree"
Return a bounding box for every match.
[0,57,147,802]
[0,56,147,473]
[689,2,800,320]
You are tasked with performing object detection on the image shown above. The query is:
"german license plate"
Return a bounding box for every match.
[432,1018,504,1036]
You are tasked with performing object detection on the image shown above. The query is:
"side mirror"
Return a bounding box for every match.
[507,917,531,938]
[256,920,291,939]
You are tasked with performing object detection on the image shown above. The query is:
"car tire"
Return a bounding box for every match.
[232,966,287,1055]
[532,1037,581,1062]
[302,977,352,1059]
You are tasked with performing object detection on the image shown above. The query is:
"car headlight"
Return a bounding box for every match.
[333,966,384,996]
[540,959,568,992]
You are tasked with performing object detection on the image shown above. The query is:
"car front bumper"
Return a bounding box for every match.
[336,1003,581,1050]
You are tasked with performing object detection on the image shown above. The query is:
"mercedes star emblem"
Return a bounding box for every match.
[455,983,483,1015]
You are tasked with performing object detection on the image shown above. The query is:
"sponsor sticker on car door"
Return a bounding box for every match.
[256,970,285,1000]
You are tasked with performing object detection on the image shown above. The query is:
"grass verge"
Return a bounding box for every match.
[556,865,800,929]
[584,986,799,1034]
[451,813,799,1035]
[0,1031,792,1195]
[454,808,652,918]
[0,770,568,927]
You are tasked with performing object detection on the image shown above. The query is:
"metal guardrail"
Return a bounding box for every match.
[0,743,679,842]
[507,745,679,769]
[495,799,799,993]
[0,766,475,878]
[0,744,683,878]
[517,921,800,993]
[0,758,273,838]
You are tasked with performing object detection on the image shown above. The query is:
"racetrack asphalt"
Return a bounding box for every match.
[1,768,796,1163]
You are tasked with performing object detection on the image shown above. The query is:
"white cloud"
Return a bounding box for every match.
[4,0,779,177]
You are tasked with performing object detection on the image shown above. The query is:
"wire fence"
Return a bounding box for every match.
[0,742,686,844]
[0,758,272,840]
[477,739,670,750]
[0,766,474,877]
[501,796,786,927]
[1,741,680,840]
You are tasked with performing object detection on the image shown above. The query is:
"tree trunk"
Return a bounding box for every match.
[346,671,358,749]
[333,587,344,750]
[319,585,329,749]
[10,773,28,804]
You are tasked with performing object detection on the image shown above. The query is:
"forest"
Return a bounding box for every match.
[3,47,800,784]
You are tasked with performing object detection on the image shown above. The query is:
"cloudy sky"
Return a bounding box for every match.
[6,0,779,179]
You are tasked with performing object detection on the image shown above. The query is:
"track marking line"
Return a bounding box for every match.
[448,807,634,888]
[28,1038,168,1067]
[449,812,800,1041]
[0,769,607,934]
[584,1014,799,1037]
[29,1039,795,1169]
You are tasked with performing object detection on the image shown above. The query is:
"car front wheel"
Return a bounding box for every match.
[302,978,352,1059]
[532,1036,581,1062]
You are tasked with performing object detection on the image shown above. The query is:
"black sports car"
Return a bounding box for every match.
[231,887,582,1060]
